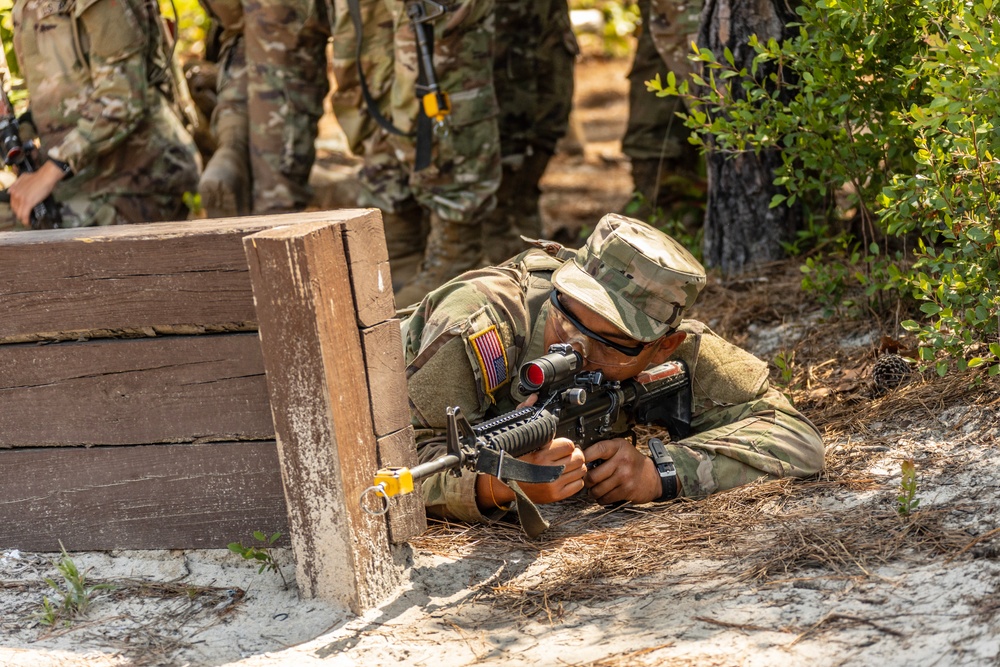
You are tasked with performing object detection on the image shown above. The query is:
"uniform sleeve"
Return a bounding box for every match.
[666,386,825,497]
[402,281,513,523]
[46,0,151,173]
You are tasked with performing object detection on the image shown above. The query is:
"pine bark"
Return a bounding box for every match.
[697,0,801,274]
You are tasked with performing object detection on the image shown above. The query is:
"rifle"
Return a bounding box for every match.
[363,343,692,508]
[0,63,62,229]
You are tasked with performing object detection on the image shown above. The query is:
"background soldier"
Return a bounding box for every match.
[482,0,578,263]
[331,0,502,307]
[622,0,705,223]
[2,0,200,228]
[197,0,330,217]
[400,214,824,532]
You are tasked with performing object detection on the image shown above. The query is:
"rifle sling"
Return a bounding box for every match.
[346,0,435,170]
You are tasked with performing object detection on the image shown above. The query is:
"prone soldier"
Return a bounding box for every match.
[399,214,825,534]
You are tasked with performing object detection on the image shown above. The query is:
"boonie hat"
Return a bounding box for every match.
[551,213,706,342]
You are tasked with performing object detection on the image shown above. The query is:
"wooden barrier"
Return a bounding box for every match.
[0,211,425,590]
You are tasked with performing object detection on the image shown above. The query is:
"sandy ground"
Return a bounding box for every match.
[3,55,1000,667]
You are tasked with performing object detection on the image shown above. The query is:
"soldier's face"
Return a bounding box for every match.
[544,293,665,382]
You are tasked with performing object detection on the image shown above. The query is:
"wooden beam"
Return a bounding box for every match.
[360,320,411,437]
[0,210,374,340]
[339,211,395,328]
[0,442,288,551]
[0,333,272,446]
[376,427,427,543]
[244,219,398,613]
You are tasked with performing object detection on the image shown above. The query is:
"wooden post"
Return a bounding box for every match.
[244,215,400,613]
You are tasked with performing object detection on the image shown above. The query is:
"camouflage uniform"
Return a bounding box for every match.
[401,214,824,526]
[622,0,704,219]
[4,0,200,227]
[484,0,578,263]
[199,0,330,214]
[331,0,502,305]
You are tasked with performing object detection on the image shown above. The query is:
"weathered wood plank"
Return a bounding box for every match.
[360,319,410,437]
[0,442,288,551]
[0,333,272,447]
[376,426,427,543]
[0,210,372,339]
[340,210,395,328]
[244,219,398,613]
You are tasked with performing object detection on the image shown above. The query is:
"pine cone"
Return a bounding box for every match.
[872,353,912,394]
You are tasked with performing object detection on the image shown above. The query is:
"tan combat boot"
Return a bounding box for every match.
[199,113,251,218]
[381,202,427,290]
[393,213,484,308]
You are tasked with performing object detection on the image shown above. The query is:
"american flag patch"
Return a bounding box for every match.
[469,325,509,398]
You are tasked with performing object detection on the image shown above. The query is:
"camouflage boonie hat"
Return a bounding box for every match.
[551,213,706,342]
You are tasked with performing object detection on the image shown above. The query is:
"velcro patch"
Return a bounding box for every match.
[469,325,509,399]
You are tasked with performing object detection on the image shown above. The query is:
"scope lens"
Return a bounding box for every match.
[522,363,546,391]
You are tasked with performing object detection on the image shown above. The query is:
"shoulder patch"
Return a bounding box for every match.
[469,325,510,400]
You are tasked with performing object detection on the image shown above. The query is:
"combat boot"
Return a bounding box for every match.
[382,202,427,290]
[393,213,484,308]
[199,113,251,218]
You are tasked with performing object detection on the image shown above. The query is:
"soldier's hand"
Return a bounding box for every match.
[515,437,587,505]
[584,438,661,505]
[8,161,62,226]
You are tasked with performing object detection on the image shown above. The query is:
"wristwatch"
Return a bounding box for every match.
[648,437,678,502]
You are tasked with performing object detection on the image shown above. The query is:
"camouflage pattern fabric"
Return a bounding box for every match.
[200,0,330,213]
[493,0,577,158]
[331,0,501,226]
[5,0,200,228]
[621,0,702,162]
[401,217,825,524]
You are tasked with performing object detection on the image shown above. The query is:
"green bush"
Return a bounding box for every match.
[651,0,999,377]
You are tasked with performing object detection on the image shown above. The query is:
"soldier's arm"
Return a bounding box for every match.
[45,0,152,174]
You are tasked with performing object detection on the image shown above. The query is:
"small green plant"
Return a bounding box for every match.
[773,350,796,388]
[228,531,287,589]
[36,545,114,627]
[896,459,921,518]
[182,191,203,217]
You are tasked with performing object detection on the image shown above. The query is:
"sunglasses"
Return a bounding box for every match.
[548,291,647,357]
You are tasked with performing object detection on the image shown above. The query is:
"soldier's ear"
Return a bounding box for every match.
[648,331,687,365]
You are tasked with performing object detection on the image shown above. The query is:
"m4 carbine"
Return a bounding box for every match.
[0,84,62,230]
[366,343,692,502]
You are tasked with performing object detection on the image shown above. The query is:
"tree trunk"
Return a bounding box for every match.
[697,0,801,275]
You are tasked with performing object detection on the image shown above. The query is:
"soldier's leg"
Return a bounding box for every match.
[243,0,330,213]
[199,6,252,218]
[357,129,425,290]
[392,0,502,307]
[330,0,396,155]
[665,388,825,497]
[622,0,702,222]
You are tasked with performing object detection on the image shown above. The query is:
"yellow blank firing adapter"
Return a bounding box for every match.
[373,467,415,498]
[422,91,451,123]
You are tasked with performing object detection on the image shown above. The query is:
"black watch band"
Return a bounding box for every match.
[49,158,73,179]
[648,437,678,502]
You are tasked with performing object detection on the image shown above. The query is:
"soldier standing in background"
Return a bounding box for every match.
[481,0,579,264]
[331,0,502,308]
[197,0,330,217]
[2,0,200,228]
[622,0,704,223]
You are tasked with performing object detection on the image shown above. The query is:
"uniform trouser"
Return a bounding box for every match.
[202,0,330,213]
[332,0,501,225]
[493,0,577,158]
[621,0,702,162]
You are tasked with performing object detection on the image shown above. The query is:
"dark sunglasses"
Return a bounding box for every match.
[549,291,647,357]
